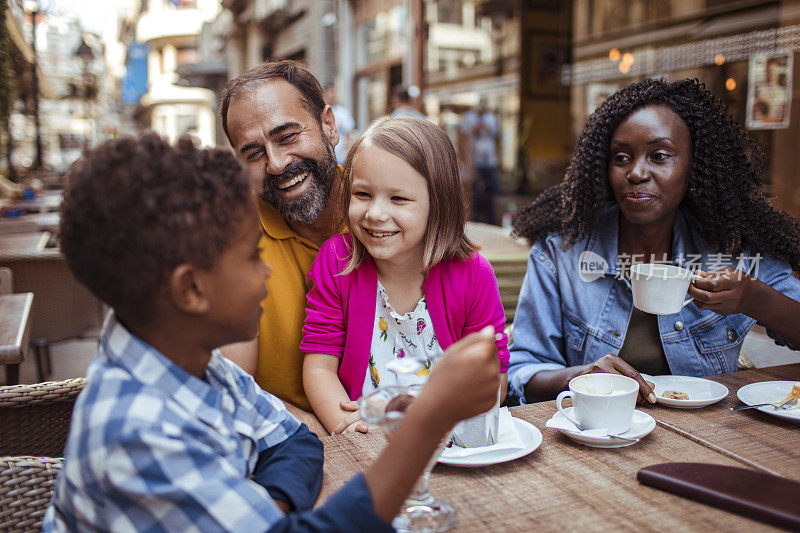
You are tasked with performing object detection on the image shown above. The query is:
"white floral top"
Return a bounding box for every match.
[362,281,443,396]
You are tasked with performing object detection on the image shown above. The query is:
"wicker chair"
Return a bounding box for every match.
[0,379,86,457]
[0,456,62,532]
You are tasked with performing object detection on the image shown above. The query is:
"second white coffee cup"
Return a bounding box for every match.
[555,373,639,434]
[630,263,699,315]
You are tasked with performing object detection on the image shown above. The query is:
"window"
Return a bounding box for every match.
[176,114,198,137]
[176,47,199,66]
[436,0,463,25]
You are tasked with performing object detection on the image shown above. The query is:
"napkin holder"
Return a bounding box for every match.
[637,462,800,530]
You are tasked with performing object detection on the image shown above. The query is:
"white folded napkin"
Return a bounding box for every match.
[546,410,650,438]
[545,412,611,437]
[440,407,524,458]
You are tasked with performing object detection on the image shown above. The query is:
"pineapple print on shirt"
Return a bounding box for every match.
[379,317,388,341]
[368,354,379,387]
[362,281,444,397]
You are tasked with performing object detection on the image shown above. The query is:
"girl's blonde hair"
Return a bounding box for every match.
[338,116,477,274]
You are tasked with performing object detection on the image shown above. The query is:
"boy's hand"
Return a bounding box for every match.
[417,326,499,430]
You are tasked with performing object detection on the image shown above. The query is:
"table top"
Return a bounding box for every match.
[22,212,60,232]
[0,191,62,214]
[646,363,800,481]
[0,232,49,257]
[465,222,529,260]
[317,365,799,531]
[0,292,33,364]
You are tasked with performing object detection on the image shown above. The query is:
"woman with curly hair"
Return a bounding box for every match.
[508,78,800,404]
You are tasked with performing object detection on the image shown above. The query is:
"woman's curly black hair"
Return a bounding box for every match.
[513,78,800,270]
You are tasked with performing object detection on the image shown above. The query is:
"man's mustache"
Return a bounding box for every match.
[265,159,318,188]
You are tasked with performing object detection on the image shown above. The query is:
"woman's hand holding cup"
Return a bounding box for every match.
[580,354,656,404]
[688,267,755,315]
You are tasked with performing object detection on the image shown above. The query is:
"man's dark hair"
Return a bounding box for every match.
[219,60,325,144]
[513,77,800,270]
[60,132,254,325]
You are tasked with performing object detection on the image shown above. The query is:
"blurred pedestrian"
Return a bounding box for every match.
[324,85,355,164]
[461,98,499,225]
[390,87,424,119]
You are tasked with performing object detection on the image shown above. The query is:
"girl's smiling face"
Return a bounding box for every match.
[609,105,692,229]
[348,143,430,271]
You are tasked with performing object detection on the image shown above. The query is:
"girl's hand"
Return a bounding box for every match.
[688,268,755,315]
[337,419,370,434]
[580,354,656,404]
[332,400,369,434]
[331,400,369,435]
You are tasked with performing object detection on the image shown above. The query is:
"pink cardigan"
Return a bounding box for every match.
[301,233,509,400]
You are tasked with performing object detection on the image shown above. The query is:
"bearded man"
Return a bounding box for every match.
[220,61,340,429]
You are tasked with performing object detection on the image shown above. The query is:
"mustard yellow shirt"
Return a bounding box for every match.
[256,201,320,411]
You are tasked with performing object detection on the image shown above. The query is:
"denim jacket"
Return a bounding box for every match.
[508,204,800,403]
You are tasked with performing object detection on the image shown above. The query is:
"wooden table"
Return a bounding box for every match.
[0,191,62,214]
[22,212,60,233]
[465,223,529,323]
[0,293,33,385]
[465,222,529,260]
[0,233,49,256]
[646,363,800,481]
[317,366,799,531]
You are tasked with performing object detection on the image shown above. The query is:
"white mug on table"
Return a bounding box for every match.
[555,373,639,434]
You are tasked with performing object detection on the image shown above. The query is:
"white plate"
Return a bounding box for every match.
[736,381,800,422]
[438,418,541,467]
[551,408,656,448]
[643,374,729,408]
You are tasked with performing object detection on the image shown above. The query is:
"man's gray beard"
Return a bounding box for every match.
[261,140,336,225]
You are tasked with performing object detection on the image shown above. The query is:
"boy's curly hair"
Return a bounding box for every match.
[513,78,800,270]
[60,132,254,325]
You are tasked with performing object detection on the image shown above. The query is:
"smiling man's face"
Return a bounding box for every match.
[226,79,338,224]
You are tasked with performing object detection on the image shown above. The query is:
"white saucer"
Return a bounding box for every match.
[642,374,729,409]
[438,418,542,467]
[549,408,656,448]
[737,381,800,423]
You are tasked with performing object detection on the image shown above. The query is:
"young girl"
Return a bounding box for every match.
[302,116,509,434]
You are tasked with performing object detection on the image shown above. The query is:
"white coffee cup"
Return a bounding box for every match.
[555,373,639,434]
[630,263,699,315]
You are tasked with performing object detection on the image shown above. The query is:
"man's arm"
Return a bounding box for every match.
[221,338,258,376]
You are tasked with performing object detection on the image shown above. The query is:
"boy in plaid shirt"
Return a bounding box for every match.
[44,133,500,532]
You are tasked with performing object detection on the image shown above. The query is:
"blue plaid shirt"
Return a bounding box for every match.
[43,314,391,532]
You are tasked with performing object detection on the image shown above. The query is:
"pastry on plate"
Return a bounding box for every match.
[781,383,800,403]
[661,390,689,400]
